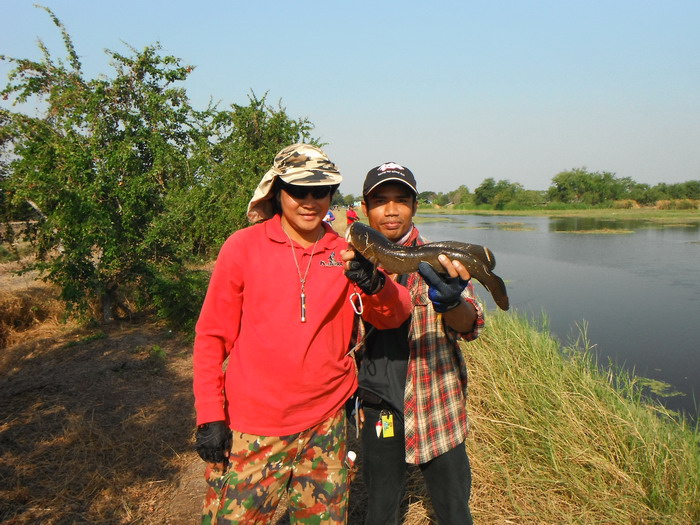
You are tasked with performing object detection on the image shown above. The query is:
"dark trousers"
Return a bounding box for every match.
[360,405,473,525]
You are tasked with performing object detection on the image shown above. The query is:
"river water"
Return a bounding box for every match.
[417,214,700,418]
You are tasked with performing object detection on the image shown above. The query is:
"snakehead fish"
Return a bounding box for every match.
[347,222,510,311]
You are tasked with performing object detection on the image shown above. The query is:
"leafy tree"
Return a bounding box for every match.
[448,184,471,206]
[627,182,653,205]
[655,180,700,200]
[548,168,628,206]
[509,189,545,209]
[1,8,324,327]
[156,92,318,257]
[474,178,521,208]
[681,180,700,200]
[0,7,207,321]
[332,190,345,207]
[417,190,436,203]
[474,178,497,205]
[492,181,523,209]
[434,192,450,206]
[547,168,592,203]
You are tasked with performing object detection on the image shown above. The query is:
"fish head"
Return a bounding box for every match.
[346,222,372,253]
[347,222,391,266]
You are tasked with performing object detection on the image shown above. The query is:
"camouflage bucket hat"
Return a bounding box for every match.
[247,143,343,223]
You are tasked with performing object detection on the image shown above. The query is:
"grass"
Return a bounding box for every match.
[417,206,700,224]
[555,228,634,235]
[334,204,700,231]
[0,242,34,264]
[2,251,699,523]
[465,310,700,524]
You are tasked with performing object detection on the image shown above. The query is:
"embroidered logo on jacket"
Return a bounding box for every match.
[320,251,344,267]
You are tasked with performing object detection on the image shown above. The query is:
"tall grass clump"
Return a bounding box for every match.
[464,311,700,524]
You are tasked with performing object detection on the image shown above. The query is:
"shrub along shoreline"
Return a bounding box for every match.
[464,310,699,523]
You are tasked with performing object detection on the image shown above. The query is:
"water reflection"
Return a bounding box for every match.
[417,214,700,418]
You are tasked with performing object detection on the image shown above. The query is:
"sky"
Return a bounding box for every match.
[1,0,699,196]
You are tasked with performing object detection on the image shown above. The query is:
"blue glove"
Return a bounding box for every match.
[418,261,470,313]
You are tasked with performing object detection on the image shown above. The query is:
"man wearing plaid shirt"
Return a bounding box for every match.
[356,162,485,525]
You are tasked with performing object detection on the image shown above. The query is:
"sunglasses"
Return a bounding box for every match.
[281,182,333,200]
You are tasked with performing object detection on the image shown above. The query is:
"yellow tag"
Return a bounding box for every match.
[381,413,394,438]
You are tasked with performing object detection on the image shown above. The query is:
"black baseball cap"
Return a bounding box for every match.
[362,162,417,196]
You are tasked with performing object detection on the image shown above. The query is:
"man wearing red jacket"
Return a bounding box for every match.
[192,145,412,524]
[345,204,360,227]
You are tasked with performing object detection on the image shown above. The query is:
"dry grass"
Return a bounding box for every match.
[465,311,700,524]
[554,228,634,235]
[0,263,441,524]
[3,263,698,524]
[0,313,197,523]
[1,263,197,523]
[0,261,65,351]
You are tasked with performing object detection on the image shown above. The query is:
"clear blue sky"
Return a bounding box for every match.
[2,1,699,196]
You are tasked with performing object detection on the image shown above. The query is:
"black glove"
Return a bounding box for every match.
[345,251,385,295]
[195,421,232,463]
[418,261,470,313]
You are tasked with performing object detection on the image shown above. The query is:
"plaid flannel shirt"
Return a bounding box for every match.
[358,226,485,464]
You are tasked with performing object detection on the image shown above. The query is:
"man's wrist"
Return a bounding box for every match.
[369,272,386,295]
[433,299,461,313]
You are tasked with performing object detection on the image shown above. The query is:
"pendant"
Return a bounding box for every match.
[300,292,307,323]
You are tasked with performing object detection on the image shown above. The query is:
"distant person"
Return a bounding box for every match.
[192,144,412,524]
[356,162,485,525]
[324,209,336,223]
[346,203,360,226]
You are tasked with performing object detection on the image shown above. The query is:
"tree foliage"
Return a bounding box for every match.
[417,190,437,203]
[474,178,526,209]
[548,168,632,206]
[546,168,698,208]
[155,93,317,257]
[0,7,318,324]
[1,8,202,321]
[448,184,471,206]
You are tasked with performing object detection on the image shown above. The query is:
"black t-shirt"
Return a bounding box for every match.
[358,274,411,415]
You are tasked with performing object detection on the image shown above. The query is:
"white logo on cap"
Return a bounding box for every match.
[378,162,405,172]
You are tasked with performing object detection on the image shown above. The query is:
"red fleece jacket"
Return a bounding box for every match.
[193,214,412,435]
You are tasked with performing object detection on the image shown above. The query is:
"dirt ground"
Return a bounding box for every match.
[0,260,433,524]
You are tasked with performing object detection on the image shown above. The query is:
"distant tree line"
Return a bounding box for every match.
[333,170,699,212]
[334,168,700,210]
[394,170,697,211]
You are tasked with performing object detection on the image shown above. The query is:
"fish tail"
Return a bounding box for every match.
[473,268,510,311]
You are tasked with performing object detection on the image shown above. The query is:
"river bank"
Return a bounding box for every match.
[2,260,699,522]
[416,205,700,223]
[465,310,700,523]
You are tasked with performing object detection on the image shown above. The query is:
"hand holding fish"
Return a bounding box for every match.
[341,247,385,295]
[418,256,471,312]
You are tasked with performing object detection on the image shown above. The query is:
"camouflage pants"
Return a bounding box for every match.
[202,408,348,524]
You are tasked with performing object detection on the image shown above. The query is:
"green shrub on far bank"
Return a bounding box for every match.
[612,199,641,209]
[465,311,699,524]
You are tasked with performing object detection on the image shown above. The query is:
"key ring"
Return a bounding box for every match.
[349,291,364,315]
